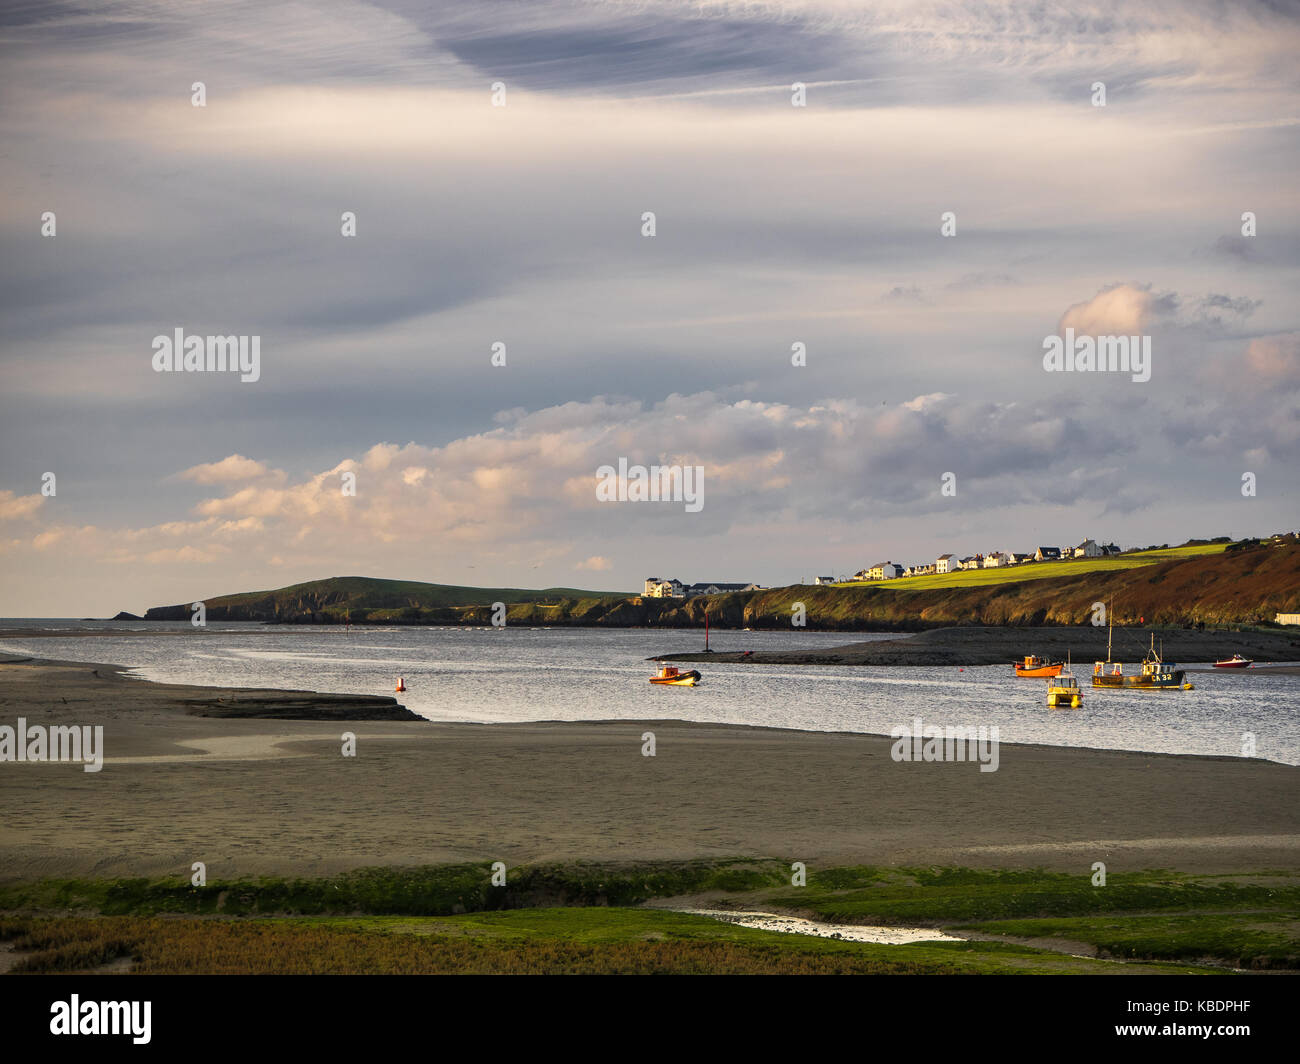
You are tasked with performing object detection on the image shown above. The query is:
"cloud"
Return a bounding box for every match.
[1058,283,1176,336]
[1245,333,1300,386]
[1212,235,1260,262]
[883,285,927,304]
[4,373,1299,613]
[176,455,285,485]
[1,0,1298,615]
[0,389,1131,571]
[1192,293,1261,328]
[0,491,44,521]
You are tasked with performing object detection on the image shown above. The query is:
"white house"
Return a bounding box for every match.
[814,575,835,585]
[936,554,958,573]
[982,552,1009,568]
[1034,546,1062,561]
[868,561,903,579]
[1075,539,1102,558]
[644,577,685,598]
[960,555,981,570]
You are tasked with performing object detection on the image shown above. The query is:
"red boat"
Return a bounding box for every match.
[1212,654,1253,668]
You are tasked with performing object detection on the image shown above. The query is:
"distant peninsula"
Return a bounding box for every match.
[133,538,1300,630]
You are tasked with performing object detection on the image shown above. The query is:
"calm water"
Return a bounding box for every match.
[2,620,1297,764]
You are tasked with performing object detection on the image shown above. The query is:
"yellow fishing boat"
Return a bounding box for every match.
[649,664,701,686]
[1046,655,1082,708]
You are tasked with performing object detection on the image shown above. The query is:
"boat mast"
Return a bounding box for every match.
[705,610,709,652]
[1107,599,1113,663]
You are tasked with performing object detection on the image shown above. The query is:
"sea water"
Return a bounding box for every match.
[1,621,1296,765]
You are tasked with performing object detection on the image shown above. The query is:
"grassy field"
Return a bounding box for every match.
[2,859,1293,974]
[1126,544,1231,560]
[834,544,1228,593]
[0,911,1206,975]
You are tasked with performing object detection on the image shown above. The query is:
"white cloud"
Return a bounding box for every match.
[1059,284,1163,337]
[177,455,285,485]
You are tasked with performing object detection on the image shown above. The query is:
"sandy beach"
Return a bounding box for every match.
[1,655,1297,882]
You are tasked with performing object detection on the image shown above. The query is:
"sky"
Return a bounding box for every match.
[1,0,1298,616]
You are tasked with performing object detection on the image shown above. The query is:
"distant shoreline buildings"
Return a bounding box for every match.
[644,540,1118,597]
[646,534,1294,598]
[848,539,1120,582]
[643,578,763,598]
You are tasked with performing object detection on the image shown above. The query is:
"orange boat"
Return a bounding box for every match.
[649,664,702,686]
[1014,655,1062,678]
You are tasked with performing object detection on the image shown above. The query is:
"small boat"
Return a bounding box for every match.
[1046,655,1082,708]
[1015,655,1062,678]
[1212,654,1253,669]
[649,664,701,686]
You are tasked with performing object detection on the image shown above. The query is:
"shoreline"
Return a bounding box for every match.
[7,622,1300,671]
[1,656,1297,881]
[659,624,1300,666]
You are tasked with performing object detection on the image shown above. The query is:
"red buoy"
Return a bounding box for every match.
[396,677,406,692]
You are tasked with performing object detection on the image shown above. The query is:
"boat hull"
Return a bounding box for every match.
[649,667,702,686]
[1212,660,1252,669]
[1091,671,1189,690]
[1016,664,1062,678]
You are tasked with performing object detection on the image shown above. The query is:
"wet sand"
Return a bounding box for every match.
[1,656,1297,881]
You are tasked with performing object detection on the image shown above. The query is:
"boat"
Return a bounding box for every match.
[1015,655,1062,678]
[1212,654,1253,669]
[1046,655,1082,707]
[1092,618,1194,690]
[649,664,702,686]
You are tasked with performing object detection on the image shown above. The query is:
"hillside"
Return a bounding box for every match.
[136,540,1300,629]
[141,576,631,623]
[657,540,1299,631]
[507,539,1299,630]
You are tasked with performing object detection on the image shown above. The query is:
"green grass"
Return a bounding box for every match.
[3,861,1293,973]
[769,866,1300,923]
[0,910,1210,975]
[957,912,1300,969]
[0,859,793,918]
[1126,544,1228,560]
[832,544,1228,592]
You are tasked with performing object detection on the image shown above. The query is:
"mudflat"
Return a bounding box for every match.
[1,657,1296,881]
